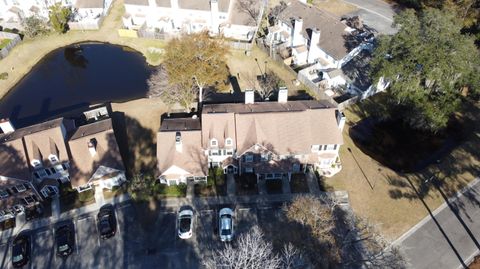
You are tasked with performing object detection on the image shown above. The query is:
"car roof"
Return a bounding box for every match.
[221,216,231,229]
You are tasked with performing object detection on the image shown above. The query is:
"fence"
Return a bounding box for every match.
[227,40,253,51]
[68,17,104,30]
[0,31,21,59]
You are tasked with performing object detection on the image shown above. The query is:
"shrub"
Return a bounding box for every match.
[0,72,8,80]
[49,3,72,33]
[22,16,49,38]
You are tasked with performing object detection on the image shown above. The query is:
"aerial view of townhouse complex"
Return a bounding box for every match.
[0,0,479,268]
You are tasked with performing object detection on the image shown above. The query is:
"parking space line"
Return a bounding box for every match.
[93,217,101,247]
[73,222,79,255]
[114,208,122,239]
[238,208,251,211]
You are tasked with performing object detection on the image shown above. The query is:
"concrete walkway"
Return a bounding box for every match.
[94,187,105,207]
[258,179,267,195]
[226,174,236,197]
[306,170,321,194]
[51,195,61,221]
[394,178,480,269]
[186,180,195,199]
[282,177,291,194]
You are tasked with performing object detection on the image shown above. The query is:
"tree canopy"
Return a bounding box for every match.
[49,3,71,33]
[370,8,480,132]
[162,32,229,103]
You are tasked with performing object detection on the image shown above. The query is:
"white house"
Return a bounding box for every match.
[122,0,264,41]
[0,0,111,30]
[265,0,367,68]
[70,0,113,29]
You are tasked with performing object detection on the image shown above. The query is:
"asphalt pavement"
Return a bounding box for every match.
[343,0,398,35]
[395,178,480,269]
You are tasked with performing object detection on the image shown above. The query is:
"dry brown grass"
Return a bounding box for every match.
[226,46,303,95]
[326,102,480,240]
[311,0,358,16]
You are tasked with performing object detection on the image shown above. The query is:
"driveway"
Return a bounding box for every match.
[394,178,480,269]
[343,0,398,35]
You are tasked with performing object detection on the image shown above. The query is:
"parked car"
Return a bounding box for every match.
[178,209,194,239]
[97,204,117,239]
[219,208,234,242]
[55,223,74,257]
[11,232,31,268]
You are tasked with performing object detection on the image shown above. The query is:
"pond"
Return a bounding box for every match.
[0,43,154,128]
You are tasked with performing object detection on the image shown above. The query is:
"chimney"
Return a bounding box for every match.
[210,0,219,34]
[291,17,303,47]
[175,132,182,153]
[307,28,321,64]
[336,110,346,131]
[278,87,288,103]
[88,138,97,157]
[245,90,255,104]
[0,119,15,134]
[170,0,178,9]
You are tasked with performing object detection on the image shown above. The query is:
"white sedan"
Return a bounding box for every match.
[178,209,194,239]
[219,208,234,242]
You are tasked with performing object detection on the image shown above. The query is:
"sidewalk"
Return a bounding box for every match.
[0,193,131,242]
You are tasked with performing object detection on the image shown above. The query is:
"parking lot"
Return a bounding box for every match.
[0,202,287,269]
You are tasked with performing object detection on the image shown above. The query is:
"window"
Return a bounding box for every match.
[326,144,336,151]
[0,189,8,199]
[62,163,69,170]
[261,154,269,161]
[323,145,328,151]
[225,138,233,146]
[175,132,181,144]
[31,159,41,168]
[226,149,233,156]
[50,167,56,174]
[312,145,321,152]
[36,169,47,178]
[34,172,40,179]
[15,184,26,193]
[210,139,218,147]
[245,167,253,173]
[49,155,58,164]
[210,150,219,156]
[333,144,338,150]
[245,154,253,162]
[45,169,51,176]
[24,196,35,205]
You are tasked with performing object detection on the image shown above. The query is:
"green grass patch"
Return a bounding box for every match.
[0,72,8,80]
[0,39,11,49]
[153,183,187,198]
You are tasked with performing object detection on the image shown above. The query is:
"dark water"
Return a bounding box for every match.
[0,43,154,128]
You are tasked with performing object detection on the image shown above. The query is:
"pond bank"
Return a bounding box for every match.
[0,0,164,97]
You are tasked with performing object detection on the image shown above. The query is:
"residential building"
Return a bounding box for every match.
[157,88,345,186]
[68,118,126,192]
[0,0,112,30]
[70,0,113,29]
[0,111,126,225]
[157,117,208,186]
[122,0,264,41]
[265,0,369,68]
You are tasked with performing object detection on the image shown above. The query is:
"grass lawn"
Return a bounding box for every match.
[266,179,283,194]
[195,168,227,196]
[290,174,310,193]
[226,45,303,95]
[236,174,258,195]
[59,184,95,213]
[325,100,480,240]
[0,39,11,49]
[153,183,187,198]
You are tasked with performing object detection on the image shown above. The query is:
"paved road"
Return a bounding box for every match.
[395,178,480,269]
[343,0,398,35]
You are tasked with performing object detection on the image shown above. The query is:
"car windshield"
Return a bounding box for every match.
[179,217,191,233]
[221,228,231,236]
[58,244,70,252]
[12,254,23,263]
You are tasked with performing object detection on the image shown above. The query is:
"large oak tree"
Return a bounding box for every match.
[371,8,479,132]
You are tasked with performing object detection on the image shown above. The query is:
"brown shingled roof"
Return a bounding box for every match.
[201,112,236,148]
[68,119,125,188]
[0,139,30,181]
[74,0,105,9]
[178,0,230,12]
[277,0,350,60]
[124,0,149,5]
[157,129,207,178]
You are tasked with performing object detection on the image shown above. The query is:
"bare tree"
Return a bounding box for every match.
[147,65,197,112]
[244,71,285,100]
[237,0,260,25]
[281,243,306,269]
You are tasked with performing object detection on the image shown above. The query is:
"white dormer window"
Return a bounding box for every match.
[210,138,218,147]
[31,159,41,168]
[15,184,26,192]
[49,154,58,164]
[225,138,233,146]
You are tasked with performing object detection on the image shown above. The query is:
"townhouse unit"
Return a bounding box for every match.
[123,0,264,41]
[0,0,112,30]
[265,0,370,68]
[0,114,126,227]
[157,88,345,186]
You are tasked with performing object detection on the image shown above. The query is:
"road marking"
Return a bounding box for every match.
[93,217,101,247]
[114,208,122,239]
[73,222,79,255]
